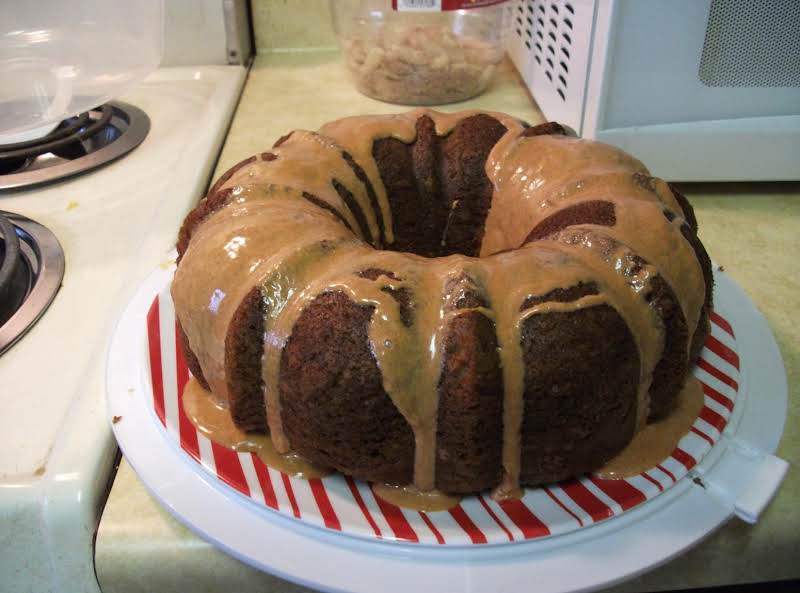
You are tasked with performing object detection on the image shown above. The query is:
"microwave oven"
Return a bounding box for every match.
[504,0,800,181]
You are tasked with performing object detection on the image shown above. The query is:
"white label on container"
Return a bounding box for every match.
[395,0,443,11]
[393,0,507,11]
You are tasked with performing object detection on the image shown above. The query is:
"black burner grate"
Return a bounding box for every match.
[0,102,149,190]
[0,211,65,355]
[0,212,31,325]
[0,106,114,173]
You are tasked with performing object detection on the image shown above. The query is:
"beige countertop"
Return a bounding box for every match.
[95,51,799,593]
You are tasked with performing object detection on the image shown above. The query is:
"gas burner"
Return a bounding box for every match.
[0,211,64,355]
[0,102,150,191]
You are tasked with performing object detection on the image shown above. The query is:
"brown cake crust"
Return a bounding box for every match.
[646,274,690,419]
[435,311,504,493]
[519,299,639,484]
[524,200,617,243]
[372,113,508,257]
[668,184,699,231]
[372,120,436,256]
[279,291,415,485]
[437,114,508,256]
[520,121,570,138]
[225,287,268,433]
[523,206,693,421]
[676,217,714,363]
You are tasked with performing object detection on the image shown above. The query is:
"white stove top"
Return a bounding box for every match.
[0,65,245,593]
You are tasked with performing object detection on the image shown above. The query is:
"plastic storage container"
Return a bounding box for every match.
[331,1,507,106]
[0,0,163,143]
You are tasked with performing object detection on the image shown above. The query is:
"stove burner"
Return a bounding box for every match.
[0,211,65,355]
[0,213,27,325]
[0,102,150,190]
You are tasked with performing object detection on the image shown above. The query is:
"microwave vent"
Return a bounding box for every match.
[511,0,576,102]
[504,0,594,131]
[699,0,800,87]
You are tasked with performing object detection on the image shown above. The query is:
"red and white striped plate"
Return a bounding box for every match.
[145,281,740,546]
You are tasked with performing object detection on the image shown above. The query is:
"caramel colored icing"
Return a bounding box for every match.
[172,186,357,401]
[373,483,462,512]
[171,108,707,498]
[480,133,704,363]
[541,231,665,429]
[596,376,705,479]
[183,377,331,479]
[216,131,381,244]
[482,134,648,256]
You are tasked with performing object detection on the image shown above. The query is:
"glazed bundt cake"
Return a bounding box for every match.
[172,109,713,497]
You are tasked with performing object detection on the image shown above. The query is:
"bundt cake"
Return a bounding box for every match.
[171,109,713,498]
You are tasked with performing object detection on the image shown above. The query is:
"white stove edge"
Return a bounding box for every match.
[0,65,246,593]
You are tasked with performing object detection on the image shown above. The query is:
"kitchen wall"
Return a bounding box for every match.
[252,0,338,51]
[162,0,252,65]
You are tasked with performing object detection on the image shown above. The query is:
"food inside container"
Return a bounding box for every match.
[332,1,506,105]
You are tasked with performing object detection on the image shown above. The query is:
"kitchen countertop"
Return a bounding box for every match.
[95,51,799,593]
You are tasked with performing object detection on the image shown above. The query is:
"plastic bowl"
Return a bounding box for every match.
[0,0,163,143]
[331,0,506,106]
